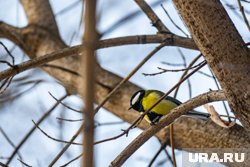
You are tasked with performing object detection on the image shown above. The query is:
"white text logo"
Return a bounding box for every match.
[188,153,245,163]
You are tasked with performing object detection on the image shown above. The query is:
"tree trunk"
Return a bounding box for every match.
[173,0,250,132]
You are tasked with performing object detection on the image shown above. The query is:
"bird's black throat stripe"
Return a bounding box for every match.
[147,112,163,124]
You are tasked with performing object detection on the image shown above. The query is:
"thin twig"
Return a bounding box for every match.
[102,0,163,36]
[56,117,83,122]
[0,76,14,95]
[160,4,188,37]
[134,0,170,33]
[16,79,44,87]
[208,68,231,122]
[174,54,203,96]
[197,71,213,78]
[94,129,128,145]
[49,92,82,113]
[43,64,80,76]
[241,0,250,4]
[169,125,176,167]
[32,120,82,145]
[162,146,173,165]
[142,60,205,76]
[0,127,23,162]
[0,41,15,65]
[17,159,32,167]
[55,0,81,16]
[66,0,84,45]
[148,139,170,167]
[0,157,9,160]
[6,94,68,165]
[161,61,184,66]
[178,48,192,98]
[237,0,250,32]
[48,124,83,167]
[95,121,125,127]
[0,79,43,103]
[60,153,83,167]
[0,60,15,68]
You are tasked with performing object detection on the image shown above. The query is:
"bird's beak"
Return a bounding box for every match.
[128,106,133,110]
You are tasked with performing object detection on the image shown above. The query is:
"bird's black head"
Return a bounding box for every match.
[129,90,145,112]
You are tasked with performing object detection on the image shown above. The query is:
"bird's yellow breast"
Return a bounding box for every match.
[142,92,178,116]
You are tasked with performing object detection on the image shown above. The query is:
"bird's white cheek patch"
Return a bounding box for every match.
[132,93,141,105]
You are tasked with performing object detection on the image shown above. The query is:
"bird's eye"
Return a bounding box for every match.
[131,92,141,106]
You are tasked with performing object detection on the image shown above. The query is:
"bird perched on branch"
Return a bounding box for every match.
[129,90,210,125]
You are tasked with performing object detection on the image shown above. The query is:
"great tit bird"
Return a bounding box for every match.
[129,89,210,125]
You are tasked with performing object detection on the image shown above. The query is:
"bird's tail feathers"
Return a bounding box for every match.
[184,110,210,120]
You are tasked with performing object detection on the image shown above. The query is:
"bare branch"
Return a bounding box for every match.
[0,77,14,95]
[56,117,83,122]
[142,60,205,76]
[49,92,82,114]
[17,159,32,167]
[0,162,9,167]
[102,0,162,36]
[0,34,196,83]
[148,139,172,167]
[60,153,83,167]
[237,0,250,32]
[0,42,15,65]
[20,0,60,36]
[48,124,83,167]
[134,0,170,33]
[80,0,97,166]
[160,4,189,37]
[0,22,24,48]
[32,120,82,145]
[0,127,23,162]
[55,0,81,16]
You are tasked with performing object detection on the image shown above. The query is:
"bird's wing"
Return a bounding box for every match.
[152,90,182,106]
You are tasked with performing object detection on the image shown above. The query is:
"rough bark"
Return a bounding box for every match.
[173,0,250,132]
[20,0,61,37]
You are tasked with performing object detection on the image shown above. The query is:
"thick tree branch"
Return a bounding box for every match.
[0,22,24,48]
[163,117,250,149]
[20,0,60,37]
[173,0,250,132]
